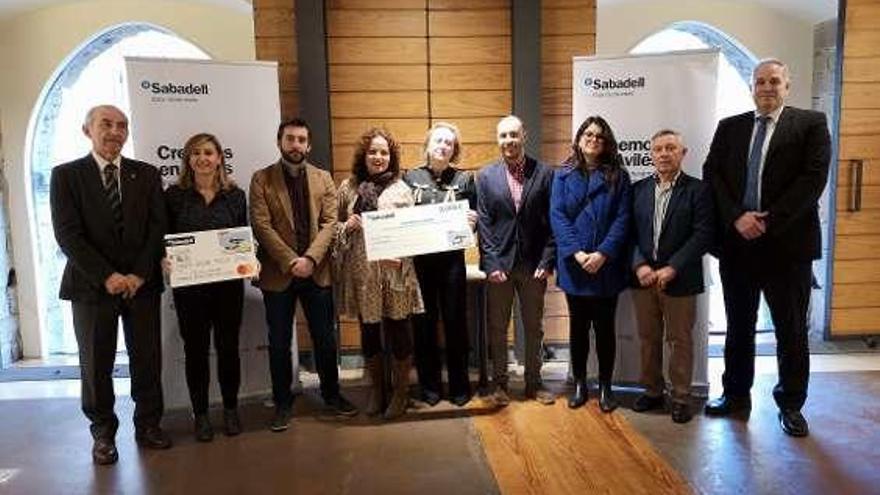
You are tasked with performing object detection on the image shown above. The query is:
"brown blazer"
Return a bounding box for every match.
[249,160,338,290]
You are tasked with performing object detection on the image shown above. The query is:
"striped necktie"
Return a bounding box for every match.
[103,163,123,235]
[743,116,770,210]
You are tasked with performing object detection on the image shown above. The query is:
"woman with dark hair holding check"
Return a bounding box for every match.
[164,132,248,441]
[334,127,424,420]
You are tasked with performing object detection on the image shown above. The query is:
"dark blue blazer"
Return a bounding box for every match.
[631,172,714,296]
[50,154,166,302]
[702,107,830,260]
[477,156,556,275]
[550,165,631,297]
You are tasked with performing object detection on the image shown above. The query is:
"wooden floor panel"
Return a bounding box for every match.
[473,400,691,495]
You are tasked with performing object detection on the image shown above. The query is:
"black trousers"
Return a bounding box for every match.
[72,293,163,441]
[719,247,811,411]
[172,280,244,414]
[263,278,340,409]
[565,294,618,383]
[412,250,471,398]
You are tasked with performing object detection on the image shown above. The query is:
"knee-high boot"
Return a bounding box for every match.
[364,355,386,416]
[384,356,411,420]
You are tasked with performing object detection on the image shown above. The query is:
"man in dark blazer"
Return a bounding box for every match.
[703,59,831,437]
[477,115,556,406]
[630,129,713,424]
[50,105,170,465]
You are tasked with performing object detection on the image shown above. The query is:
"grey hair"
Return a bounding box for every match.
[752,58,790,82]
[82,105,127,128]
[650,128,686,148]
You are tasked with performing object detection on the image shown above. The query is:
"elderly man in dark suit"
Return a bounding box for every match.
[478,115,556,406]
[249,118,357,432]
[630,129,713,424]
[50,105,170,465]
[703,59,831,437]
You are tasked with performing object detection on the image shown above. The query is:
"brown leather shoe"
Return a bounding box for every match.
[135,426,172,449]
[92,438,118,465]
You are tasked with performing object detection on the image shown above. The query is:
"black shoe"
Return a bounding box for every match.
[632,394,665,413]
[568,380,588,409]
[671,402,693,424]
[598,383,618,413]
[326,394,359,417]
[223,408,242,436]
[450,393,471,407]
[269,407,292,432]
[193,414,214,442]
[421,389,441,407]
[704,395,751,416]
[135,426,172,449]
[779,409,809,437]
[92,438,118,465]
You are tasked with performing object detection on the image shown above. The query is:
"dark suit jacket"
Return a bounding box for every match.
[631,172,714,296]
[702,106,831,261]
[50,154,166,302]
[477,156,556,275]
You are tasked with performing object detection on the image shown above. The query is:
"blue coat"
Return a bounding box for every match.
[550,165,632,296]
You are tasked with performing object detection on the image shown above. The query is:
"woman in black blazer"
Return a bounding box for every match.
[165,133,248,441]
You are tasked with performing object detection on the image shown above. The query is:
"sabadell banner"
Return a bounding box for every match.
[125,57,283,409]
[572,50,719,393]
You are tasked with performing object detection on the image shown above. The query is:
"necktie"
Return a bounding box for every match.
[743,116,770,210]
[103,163,123,235]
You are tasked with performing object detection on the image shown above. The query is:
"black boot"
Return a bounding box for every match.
[598,382,618,413]
[568,379,588,409]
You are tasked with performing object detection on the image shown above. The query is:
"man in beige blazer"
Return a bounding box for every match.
[250,118,357,431]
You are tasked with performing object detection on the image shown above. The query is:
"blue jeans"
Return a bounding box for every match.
[262,278,340,409]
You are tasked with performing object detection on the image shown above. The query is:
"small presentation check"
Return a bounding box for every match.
[164,226,259,288]
[363,200,475,261]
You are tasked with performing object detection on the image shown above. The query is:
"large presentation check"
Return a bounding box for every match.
[165,226,259,288]
[363,200,475,261]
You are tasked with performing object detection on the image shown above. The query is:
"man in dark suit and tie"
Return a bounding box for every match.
[478,115,556,406]
[50,105,170,465]
[702,59,831,436]
[630,129,713,424]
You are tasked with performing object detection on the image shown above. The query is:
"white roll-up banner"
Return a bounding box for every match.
[125,57,284,409]
[572,50,720,393]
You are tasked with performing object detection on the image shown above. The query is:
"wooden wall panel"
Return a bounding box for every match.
[328,38,428,64]
[327,10,426,37]
[430,37,510,64]
[540,0,595,171]
[429,10,510,36]
[329,91,429,118]
[329,65,428,91]
[254,6,296,37]
[253,0,298,127]
[431,90,511,118]
[332,118,429,145]
[831,0,880,336]
[430,65,511,91]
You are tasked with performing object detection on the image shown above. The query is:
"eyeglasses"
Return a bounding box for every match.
[582,131,605,142]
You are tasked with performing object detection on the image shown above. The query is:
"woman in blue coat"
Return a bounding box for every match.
[550,115,631,412]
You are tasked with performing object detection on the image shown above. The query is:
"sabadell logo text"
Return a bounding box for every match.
[583,76,646,90]
[140,80,210,95]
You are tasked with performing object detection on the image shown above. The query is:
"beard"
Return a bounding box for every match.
[282,150,306,164]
